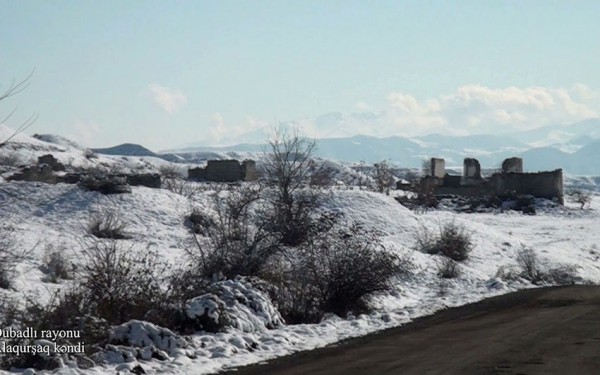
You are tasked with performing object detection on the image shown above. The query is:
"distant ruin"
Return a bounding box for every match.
[412,157,564,204]
[188,159,258,182]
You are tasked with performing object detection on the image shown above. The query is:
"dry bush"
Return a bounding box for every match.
[436,257,460,279]
[79,172,131,195]
[88,210,130,239]
[373,160,394,195]
[2,289,109,371]
[186,207,216,235]
[279,223,410,322]
[0,153,20,168]
[267,188,321,246]
[0,238,179,370]
[186,185,281,280]
[515,246,582,285]
[516,246,543,283]
[415,221,473,261]
[160,164,201,198]
[308,162,336,188]
[40,243,73,283]
[78,239,168,324]
[263,128,324,246]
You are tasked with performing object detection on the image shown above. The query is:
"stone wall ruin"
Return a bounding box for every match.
[188,159,258,182]
[411,156,563,204]
[430,158,445,178]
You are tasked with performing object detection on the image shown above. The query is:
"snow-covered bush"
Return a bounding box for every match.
[184,276,284,333]
[415,221,473,261]
[109,320,190,360]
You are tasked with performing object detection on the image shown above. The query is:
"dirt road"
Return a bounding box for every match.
[228,286,600,375]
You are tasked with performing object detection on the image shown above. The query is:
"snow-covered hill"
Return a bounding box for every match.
[1,181,599,374]
[0,126,599,374]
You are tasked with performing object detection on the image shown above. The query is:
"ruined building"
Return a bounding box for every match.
[415,157,563,204]
[188,159,259,182]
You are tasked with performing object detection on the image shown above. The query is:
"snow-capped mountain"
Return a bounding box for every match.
[163,118,600,174]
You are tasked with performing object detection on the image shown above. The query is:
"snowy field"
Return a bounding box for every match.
[0,127,599,374]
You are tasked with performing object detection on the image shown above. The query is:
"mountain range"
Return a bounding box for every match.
[93,118,600,175]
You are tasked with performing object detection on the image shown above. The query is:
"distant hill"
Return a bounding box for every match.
[93,143,157,157]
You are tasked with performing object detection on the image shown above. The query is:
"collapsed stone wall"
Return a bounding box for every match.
[188,159,258,182]
[492,169,563,203]
[417,156,564,204]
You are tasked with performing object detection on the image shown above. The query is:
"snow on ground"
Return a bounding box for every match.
[0,180,598,374]
[0,128,599,374]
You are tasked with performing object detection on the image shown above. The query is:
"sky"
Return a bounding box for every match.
[1,0,600,150]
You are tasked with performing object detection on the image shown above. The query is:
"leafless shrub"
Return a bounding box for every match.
[515,246,582,285]
[437,257,460,278]
[88,210,130,239]
[186,207,216,235]
[4,289,109,370]
[40,243,73,283]
[279,223,410,322]
[421,158,432,176]
[415,221,473,261]
[516,246,543,283]
[186,185,281,280]
[268,188,321,246]
[495,265,521,281]
[308,162,336,188]
[79,239,168,324]
[0,153,20,168]
[568,189,592,209]
[80,174,131,195]
[160,164,201,198]
[263,127,323,246]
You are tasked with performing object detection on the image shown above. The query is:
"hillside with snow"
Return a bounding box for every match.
[0,127,599,374]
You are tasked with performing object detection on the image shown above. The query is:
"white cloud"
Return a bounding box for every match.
[354,101,371,111]
[197,84,600,145]
[384,84,599,135]
[68,121,102,147]
[147,84,188,113]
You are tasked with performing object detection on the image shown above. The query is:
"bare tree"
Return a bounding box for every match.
[262,127,320,245]
[568,189,592,209]
[0,72,38,146]
[373,159,394,195]
[421,158,432,177]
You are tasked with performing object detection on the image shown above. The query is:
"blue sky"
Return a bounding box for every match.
[1,0,600,150]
